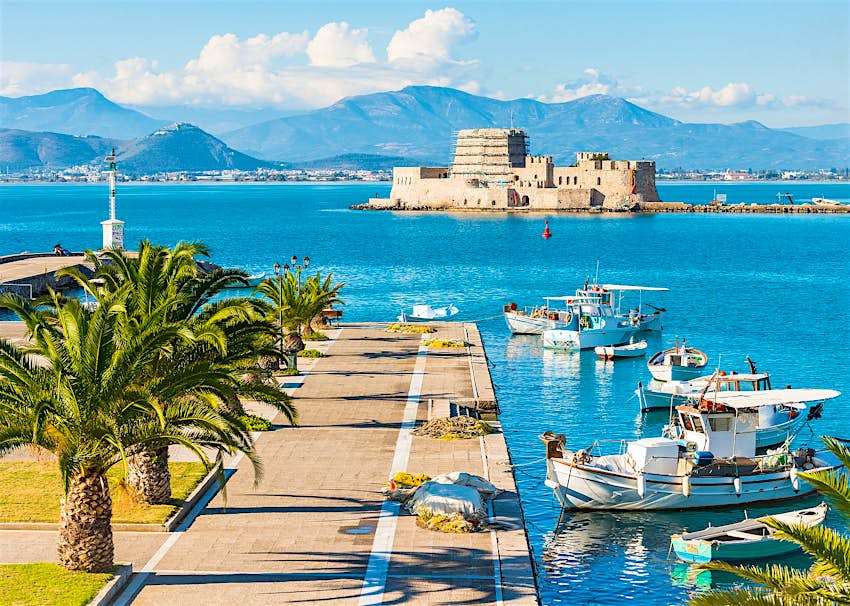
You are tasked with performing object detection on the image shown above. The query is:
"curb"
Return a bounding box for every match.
[88,562,132,606]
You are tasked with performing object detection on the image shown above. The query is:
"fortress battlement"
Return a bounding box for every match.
[365,128,659,211]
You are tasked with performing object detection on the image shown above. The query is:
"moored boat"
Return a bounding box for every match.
[595,340,648,360]
[637,370,773,412]
[399,304,459,322]
[647,341,708,381]
[540,389,843,510]
[671,502,827,563]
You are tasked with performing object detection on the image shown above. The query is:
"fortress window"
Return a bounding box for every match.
[558,176,563,185]
[492,200,496,206]
[463,199,467,205]
[597,177,601,186]
[573,176,578,185]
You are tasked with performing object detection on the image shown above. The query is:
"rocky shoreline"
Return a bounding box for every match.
[350,201,850,214]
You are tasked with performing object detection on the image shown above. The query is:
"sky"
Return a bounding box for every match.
[1,0,848,127]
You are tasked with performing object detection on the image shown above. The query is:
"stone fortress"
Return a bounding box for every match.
[365,128,660,211]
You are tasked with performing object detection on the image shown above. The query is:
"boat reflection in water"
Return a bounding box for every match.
[543,504,820,601]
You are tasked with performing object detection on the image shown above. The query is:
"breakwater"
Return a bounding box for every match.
[350,200,850,214]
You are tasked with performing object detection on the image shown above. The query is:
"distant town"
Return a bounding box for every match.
[1,165,847,184]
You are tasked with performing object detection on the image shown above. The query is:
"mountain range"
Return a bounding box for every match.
[1,86,848,172]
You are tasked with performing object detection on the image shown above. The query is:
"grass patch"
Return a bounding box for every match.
[303,330,328,341]
[0,461,207,525]
[391,472,431,488]
[0,563,113,606]
[281,367,300,376]
[297,349,325,358]
[238,413,272,432]
[422,339,468,348]
[386,323,436,334]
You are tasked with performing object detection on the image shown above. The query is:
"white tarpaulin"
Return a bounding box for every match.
[405,472,500,519]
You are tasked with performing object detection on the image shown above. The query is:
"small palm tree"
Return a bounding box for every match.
[0,292,259,573]
[255,269,344,368]
[689,436,850,605]
[57,241,295,505]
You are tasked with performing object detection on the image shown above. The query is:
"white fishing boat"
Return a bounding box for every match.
[398,304,459,322]
[595,340,648,360]
[504,283,666,335]
[637,370,773,412]
[812,197,841,206]
[540,388,843,510]
[647,340,708,381]
[542,299,643,350]
[671,502,827,563]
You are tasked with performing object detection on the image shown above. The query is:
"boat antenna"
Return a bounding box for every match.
[594,260,600,285]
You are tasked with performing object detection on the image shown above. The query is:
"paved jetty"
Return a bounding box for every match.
[0,323,537,605]
[0,253,92,298]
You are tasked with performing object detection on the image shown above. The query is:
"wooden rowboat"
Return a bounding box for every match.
[594,340,648,360]
[671,502,827,563]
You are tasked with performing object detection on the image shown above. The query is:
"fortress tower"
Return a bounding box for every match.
[451,128,527,182]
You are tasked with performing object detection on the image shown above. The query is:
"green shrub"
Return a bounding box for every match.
[303,330,328,341]
[297,349,325,358]
[281,368,300,376]
[238,414,272,432]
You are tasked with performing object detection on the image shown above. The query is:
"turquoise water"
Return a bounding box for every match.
[2,182,849,604]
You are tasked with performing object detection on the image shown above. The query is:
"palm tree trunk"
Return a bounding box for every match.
[127,447,172,504]
[57,472,114,573]
[223,392,246,415]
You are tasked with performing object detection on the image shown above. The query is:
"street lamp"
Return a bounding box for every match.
[273,262,284,364]
[291,255,310,290]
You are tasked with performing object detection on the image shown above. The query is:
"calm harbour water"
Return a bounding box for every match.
[2,181,849,604]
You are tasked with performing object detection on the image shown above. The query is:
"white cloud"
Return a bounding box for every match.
[386,8,476,62]
[0,61,73,96]
[538,68,644,103]
[306,22,375,67]
[2,9,480,109]
[657,82,826,110]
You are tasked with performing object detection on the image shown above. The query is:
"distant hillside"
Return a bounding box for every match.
[223,85,850,170]
[0,88,165,139]
[116,122,272,174]
[291,153,426,171]
[0,128,118,170]
[780,123,850,141]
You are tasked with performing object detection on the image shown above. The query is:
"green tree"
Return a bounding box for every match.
[59,241,295,504]
[689,436,850,605]
[0,292,260,572]
[255,269,344,369]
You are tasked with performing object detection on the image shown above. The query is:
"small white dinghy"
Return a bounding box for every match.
[647,340,708,382]
[398,304,459,322]
[671,502,827,563]
[595,340,648,360]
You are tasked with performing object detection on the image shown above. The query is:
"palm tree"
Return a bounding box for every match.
[689,436,850,605]
[255,269,344,368]
[0,292,260,573]
[58,242,295,504]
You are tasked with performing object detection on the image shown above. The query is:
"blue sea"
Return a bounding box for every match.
[2,181,849,604]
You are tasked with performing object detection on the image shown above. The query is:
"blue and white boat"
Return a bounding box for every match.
[671,502,827,563]
[542,298,643,350]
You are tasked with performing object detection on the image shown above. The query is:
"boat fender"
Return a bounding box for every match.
[636,473,646,498]
[733,476,742,496]
[790,467,800,492]
[682,475,691,498]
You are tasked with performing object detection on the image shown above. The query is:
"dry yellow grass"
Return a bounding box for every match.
[0,461,207,524]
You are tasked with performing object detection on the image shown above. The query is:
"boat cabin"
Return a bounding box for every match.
[674,404,757,458]
[702,372,771,393]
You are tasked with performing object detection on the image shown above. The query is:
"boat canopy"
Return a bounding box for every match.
[703,388,841,409]
[696,372,771,382]
[600,284,669,292]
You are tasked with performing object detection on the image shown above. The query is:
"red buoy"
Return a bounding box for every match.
[542,219,552,239]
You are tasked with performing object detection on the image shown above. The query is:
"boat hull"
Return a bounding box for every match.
[546,456,837,510]
[544,326,640,350]
[504,312,556,335]
[671,535,802,563]
[648,365,707,382]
